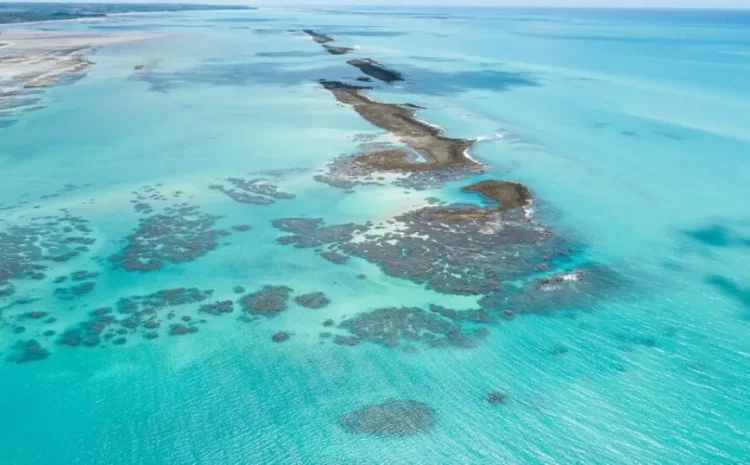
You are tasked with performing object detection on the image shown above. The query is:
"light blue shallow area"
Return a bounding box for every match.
[1,7,749,465]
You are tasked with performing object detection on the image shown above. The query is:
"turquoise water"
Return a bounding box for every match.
[1,7,749,464]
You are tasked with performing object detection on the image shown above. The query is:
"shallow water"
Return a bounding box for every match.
[1,7,749,465]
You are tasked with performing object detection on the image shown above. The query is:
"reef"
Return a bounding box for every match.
[486,391,507,404]
[302,29,334,44]
[169,324,197,336]
[462,180,532,211]
[477,266,621,315]
[346,58,404,83]
[338,400,436,437]
[0,211,94,290]
[7,339,49,363]
[272,331,291,342]
[56,287,213,348]
[336,306,488,350]
[239,285,293,318]
[199,300,234,315]
[273,181,572,295]
[318,80,479,173]
[324,44,354,55]
[210,177,295,205]
[110,204,230,271]
[294,292,331,309]
[55,281,96,299]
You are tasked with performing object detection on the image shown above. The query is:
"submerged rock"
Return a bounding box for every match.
[10,339,50,364]
[338,306,487,350]
[338,400,436,437]
[199,300,234,315]
[239,285,293,317]
[486,391,507,404]
[294,292,331,309]
[110,204,229,272]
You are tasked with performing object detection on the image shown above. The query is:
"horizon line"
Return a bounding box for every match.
[1,0,750,9]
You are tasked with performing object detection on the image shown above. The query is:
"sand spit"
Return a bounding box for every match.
[0,30,163,123]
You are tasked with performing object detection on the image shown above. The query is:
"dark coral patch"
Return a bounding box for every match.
[486,391,507,404]
[0,211,94,291]
[239,285,293,317]
[272,331,291,342]
[338,400,436,437]
[71,270,100,281]
[273,196,579,296]
[55,281,95,299]
[9,339,50,364]
[110,204,229,272]
[337,307,488,350]
[169,324,197,336]
[294,292,331,309]
[199,300,234,315]
[210,178,294,205]
[333,335,361,346]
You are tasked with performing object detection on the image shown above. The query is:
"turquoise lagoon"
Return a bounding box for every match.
[1,7,749,465]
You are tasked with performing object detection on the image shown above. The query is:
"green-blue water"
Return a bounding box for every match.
[1,7,749,464]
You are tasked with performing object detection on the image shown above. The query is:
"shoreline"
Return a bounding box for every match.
[0,6,254,28]
[0,29,165,125]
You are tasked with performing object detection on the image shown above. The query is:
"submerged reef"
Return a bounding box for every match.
[110,204,229,271]
[57,288,213,348]
[338,400,436,437]
[274,179,571,295]
[337,306,489,350]
[7,339,50,364]
[294,292,331,309]
[0,211,95,290]
[239,285,294,318]
[210,177,295,205]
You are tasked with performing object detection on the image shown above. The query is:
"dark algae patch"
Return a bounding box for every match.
[338,400,436,437]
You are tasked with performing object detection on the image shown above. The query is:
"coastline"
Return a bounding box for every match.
[0,29,165,125]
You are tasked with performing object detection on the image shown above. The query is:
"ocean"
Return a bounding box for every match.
[1,6,749,464]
